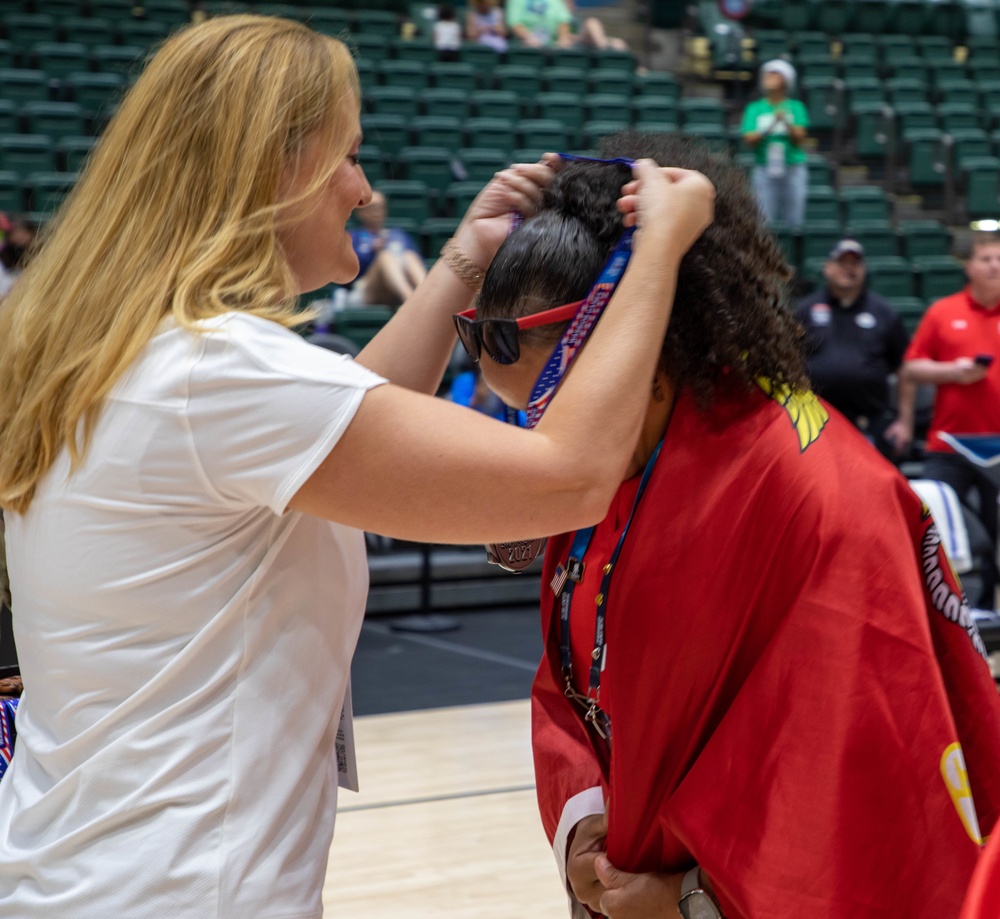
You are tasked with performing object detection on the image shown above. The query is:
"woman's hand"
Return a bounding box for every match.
[595,856,687,919]
[449,154,561,277]
[566,812,609,912]
[618,160,715,256]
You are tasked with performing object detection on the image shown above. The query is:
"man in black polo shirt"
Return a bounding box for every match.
[795,239,911,459]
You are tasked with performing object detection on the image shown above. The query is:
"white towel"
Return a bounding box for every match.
[909,478,974,574]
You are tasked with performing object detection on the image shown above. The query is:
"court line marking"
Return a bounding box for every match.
[362,621,539,672]
[339,783,537,813]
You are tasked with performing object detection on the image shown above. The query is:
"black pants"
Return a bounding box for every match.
[924,451,999,609]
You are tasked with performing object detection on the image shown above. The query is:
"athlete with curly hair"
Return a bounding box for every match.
[463,133,1000,919]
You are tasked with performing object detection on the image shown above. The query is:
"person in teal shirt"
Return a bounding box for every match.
[505,0,627,49]
[740,59,810,229]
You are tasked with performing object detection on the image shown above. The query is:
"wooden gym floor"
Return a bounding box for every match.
[325,608,569,918]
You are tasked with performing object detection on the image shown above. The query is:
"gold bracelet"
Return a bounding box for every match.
[440,238,485,291]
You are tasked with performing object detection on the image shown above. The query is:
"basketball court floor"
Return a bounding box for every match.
[326,607,570,917]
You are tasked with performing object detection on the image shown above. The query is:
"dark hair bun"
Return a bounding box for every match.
[541,162,632,250]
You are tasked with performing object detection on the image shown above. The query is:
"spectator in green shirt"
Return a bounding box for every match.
[505,0,627,50]
[740,60,810,229]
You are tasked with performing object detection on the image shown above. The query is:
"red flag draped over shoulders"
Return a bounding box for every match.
[533,385,1000,919]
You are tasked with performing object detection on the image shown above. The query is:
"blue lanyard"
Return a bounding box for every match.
[524,227,635,429]
[554,438,663,741]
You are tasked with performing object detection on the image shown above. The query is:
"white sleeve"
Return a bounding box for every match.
[185,314,386,514]
[554,786,606,918]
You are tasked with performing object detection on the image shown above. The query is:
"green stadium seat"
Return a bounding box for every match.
[803,76,842,132]
[918,256,965,301]
[586,92,631,122]
[494,65,540,95]
[351,35,390,60]
[63,72,125,114]
[877,34,916,57]
[813,0,855,36]
[585,119,630,146]
[922,0,965,42]
[866,255,914,298]
[841,33,878,53]
[59,17,115,47]
[594,49,637,76]
[90,0,137,16]
[0,101,14,135]
[473,90,521,120]
[805,185,840,222]
[843,219,898,257]
[888,0,928,35]
[201,1,252,14]
[24,170,77,215]
[633,71,680,101]
[536,92,586,136]
[963,157,1000,220]
[780,0,812,32]
[0,170,22,212]
[376,60,428,89]
[305,10,351,38]
[966,35,1000,60]
[333,307,395,350]
[888,296,927,334]
[915,36,953,59]
[464,117,515,155]
[801,254,829,283]
[432,62,477,91]
[586,69,634,97]
[634,116,679,134]
[845,76,885,109]
[3,14,58,47]
[678,98,727,129]
[544,67,586,95]
[21,101,86,140]
[939,103,980,133]
[459,43,501,78]
[854,1,893,35]
[896,100,936,135]
[839,54,880,83]
[366,86,419,119]
[0,41,12,71]
[410,115,463,149]
[806,153,834,186]
[353,10,401,39]
[839,185,891,222]
[397,146,453,199]
[56,135,97,173]
[117,20,171,49]
[360,113,408,157]
[373,179,432,224]
[548,47,591,71]
[796,52,837,81]
[800,220,844,262]
[928,61,967,88]
[888,58,927,83]
[505,46,547,71]
[905,127,947,187]
[0,69,49,104]
[142,0,192,25]
[357,143,387,183]
[356,58,376,91]
[419,88,469,120]
[885,77,928,105]
[968,60,1000,85]
[511,145,547,164]
[753,32,790,62]
[769,221,799,270]
[517,119,570,151]
[445,179,485,217]
[456,148,506,182]
[254,4,303,18]
[632,96,678,126]
[851,100,891,159]
[938,79,978,107]
[0,134,54,176]
[35,0,80,15]
[950,128,993,169]
[391,38,437,64]
[30,42,88,80]
[896,219,951,260]
[420,216,462,254]
[680,124,730,153]
[91,45,146,79]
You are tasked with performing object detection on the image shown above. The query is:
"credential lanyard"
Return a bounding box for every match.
[555,437,664,740]
[524,227,635,430]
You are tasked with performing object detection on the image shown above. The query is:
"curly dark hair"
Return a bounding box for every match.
[477,133,809,408]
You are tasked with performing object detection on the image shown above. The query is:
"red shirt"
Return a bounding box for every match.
[904,287,1000,451]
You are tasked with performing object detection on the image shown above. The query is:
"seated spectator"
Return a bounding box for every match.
[448,367,507,420]
[741,60,809,229]
[348,191,427,308]
[433,4,462,61]
[466,0,507,53]
[505,0,627,50]
[794,238,913,459]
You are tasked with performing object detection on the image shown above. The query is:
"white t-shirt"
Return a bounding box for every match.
[433,19,462,50]
[0,312,385,918]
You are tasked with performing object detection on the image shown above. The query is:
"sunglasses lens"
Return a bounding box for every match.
[453,316,481,363]
[480,320,520,365]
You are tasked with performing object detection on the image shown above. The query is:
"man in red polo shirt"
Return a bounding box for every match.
[901,233,1000,609]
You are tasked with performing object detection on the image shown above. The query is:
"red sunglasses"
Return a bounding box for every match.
[453,300,583,365]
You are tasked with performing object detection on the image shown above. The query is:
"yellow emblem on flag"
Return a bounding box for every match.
[756,378,829,452]
[940,742,983,844]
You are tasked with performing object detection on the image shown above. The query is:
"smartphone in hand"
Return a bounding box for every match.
[974,354,995,367]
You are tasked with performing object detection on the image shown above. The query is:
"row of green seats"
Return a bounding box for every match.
[750,0,969,40]
[0,134,95,174]
[753,29,997,60]
[0,60,144,103]
[0,169,76,215]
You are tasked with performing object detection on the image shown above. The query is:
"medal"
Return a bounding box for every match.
[485,538,546,572]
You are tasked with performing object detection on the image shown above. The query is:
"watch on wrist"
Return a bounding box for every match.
[677,866,724,919]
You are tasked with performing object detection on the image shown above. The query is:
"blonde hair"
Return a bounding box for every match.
[0,15,360,513]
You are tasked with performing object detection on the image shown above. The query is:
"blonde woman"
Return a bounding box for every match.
[0,15,713,918]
